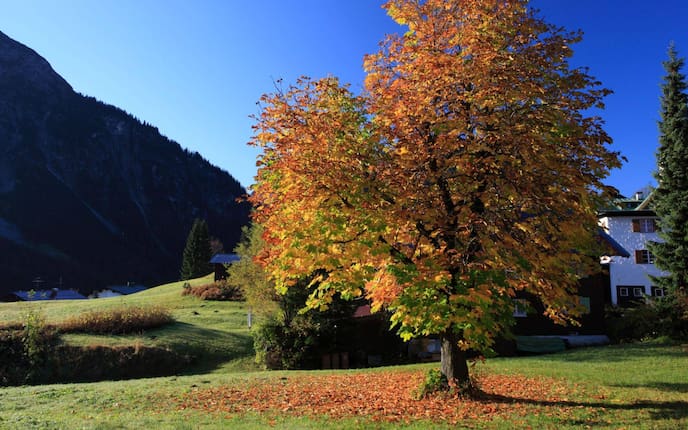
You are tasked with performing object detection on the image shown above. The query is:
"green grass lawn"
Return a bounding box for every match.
[1,277,686,429]
[0,342,685,429]
[0,274,258,373]
[481,341,688,429]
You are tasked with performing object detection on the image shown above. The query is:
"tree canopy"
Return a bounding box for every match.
[249,0,621,385]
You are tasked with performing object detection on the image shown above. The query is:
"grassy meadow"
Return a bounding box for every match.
[0,275,256,373]
[1,276,686,429]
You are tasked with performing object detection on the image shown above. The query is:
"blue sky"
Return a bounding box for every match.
[2,1,687,196]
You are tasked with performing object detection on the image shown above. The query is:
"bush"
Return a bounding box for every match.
[0,329,24,385]
[253,316,322,370]
[413,367,482,400]
[0,311,58,385]
[250,274,361,370]
[58,305,174,335]
[23,310,51,382]
[413,368,450,399]
[49,344,192,383]
[0,336,192,386]
[181,279,243,301]
[606,297,688,343]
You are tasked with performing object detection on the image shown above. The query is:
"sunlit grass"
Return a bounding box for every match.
[1,278,686,428]
[0,342,685,429]
[0,273,259,374]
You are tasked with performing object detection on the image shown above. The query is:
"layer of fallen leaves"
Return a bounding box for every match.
[176,370,597,425]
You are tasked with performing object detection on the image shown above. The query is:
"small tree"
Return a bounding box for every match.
[180,218,212,280]
[229,223,359,369]
[227,223,279,317]
[649,44,688,333]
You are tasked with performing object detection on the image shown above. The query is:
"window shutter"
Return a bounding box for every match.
[635,250,643,263]
[632,219,640,232]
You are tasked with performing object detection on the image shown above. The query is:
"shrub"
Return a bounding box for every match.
[181,279,243,301]
[413,366,483,400]
[413,368,450,399]
[250,275,360,370]
[58,305,174,335]
[606,297,688,343]
[253,316,321,370]
[23,310,49,380]
[1,337,192,386]
[0,311,58,385]
[0,329,24,385]
[50,344,192,383]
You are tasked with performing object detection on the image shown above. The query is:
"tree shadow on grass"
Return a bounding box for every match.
[528,343,685,363]
[474,391,688,424]
[611,381,688,394]
[148,322,255,375]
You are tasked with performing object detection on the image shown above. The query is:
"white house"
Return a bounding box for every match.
[599,191,667,306]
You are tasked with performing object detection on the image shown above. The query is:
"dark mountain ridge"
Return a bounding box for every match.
[0,31,250,295]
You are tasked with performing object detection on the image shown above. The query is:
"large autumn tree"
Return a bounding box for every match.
[250,0,621,386]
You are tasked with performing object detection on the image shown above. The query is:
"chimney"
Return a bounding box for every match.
[634,191,644,201]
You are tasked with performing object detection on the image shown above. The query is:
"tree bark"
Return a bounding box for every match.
[440,330,470,387]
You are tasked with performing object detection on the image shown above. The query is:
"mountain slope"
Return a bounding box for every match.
[0,31,250,295]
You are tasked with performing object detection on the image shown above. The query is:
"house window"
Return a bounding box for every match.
[651,286,667,298]
[513,299,528,318]
[632,218,658,233]
[635,250,655,264]
[578,296,591,314]
[617,285,645,307]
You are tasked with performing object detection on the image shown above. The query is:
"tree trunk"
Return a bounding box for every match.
[440,330,470,387]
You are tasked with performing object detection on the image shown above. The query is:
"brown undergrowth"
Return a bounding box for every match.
[181,280,243,301]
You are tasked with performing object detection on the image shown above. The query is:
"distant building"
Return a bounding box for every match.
[89,284,147,299]
[5,288,87,301]
[599,191,667,306]
[209,253,240,281]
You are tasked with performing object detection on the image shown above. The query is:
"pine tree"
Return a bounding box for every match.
[649,44,688,320]
[180,218,212,280]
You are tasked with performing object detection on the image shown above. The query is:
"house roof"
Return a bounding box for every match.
[13,289,86,301]
[598,209,657,217]
[597,228,631,258]
[635,190,655,210]
[599,190,656,216]
[107,285,147,295]
[353,304,372,318]
[210,253,240,264]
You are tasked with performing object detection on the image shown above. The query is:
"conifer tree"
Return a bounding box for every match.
[180,218,212,280]
[650,44,688,319]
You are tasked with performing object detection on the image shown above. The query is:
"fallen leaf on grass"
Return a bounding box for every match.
[176,371,593,425]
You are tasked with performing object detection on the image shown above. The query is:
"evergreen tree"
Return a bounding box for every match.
[180,218,212,280]
[649,44,688,321]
